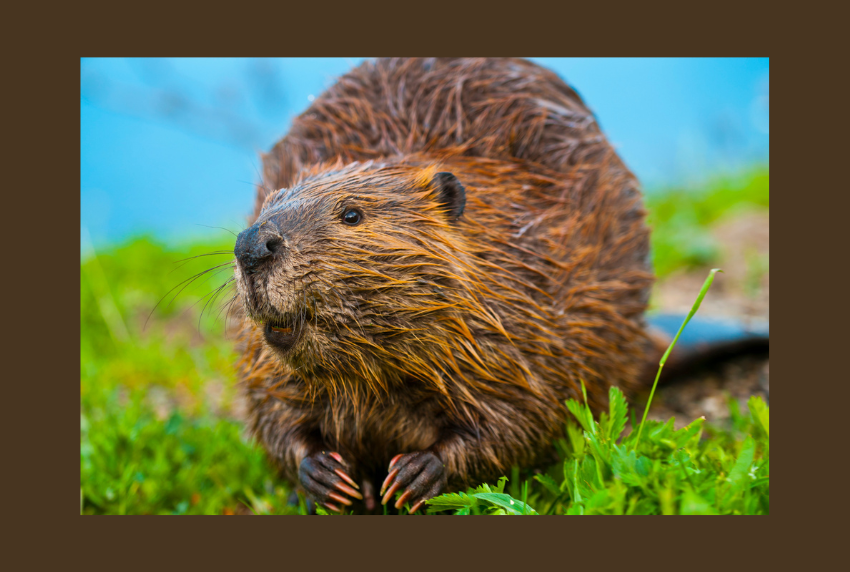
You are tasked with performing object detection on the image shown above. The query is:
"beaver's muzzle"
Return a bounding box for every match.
[234,221,283,273]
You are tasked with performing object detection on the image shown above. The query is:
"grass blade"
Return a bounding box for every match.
[633,268,722,451]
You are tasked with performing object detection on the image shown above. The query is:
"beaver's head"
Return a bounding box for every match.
[234,160,469,384]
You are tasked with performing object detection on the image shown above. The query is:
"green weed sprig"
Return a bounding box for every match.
[633,268,721,451]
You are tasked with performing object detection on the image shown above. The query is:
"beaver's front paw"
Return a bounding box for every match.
[299,451,362,513]
[380,451,446,514]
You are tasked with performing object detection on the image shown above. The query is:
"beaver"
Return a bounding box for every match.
[231,58,762,514]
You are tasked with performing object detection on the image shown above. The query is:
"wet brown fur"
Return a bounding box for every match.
[234,58,653,504]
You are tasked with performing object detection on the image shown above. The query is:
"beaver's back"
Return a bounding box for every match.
[258,58,633,217]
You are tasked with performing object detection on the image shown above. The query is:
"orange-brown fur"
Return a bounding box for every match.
[234,58,653,507]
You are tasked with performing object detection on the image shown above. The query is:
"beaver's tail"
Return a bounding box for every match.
[642,314,769,384]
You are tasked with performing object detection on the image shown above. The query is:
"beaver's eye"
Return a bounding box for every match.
[342,208,362,226]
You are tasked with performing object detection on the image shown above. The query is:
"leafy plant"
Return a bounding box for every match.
[426,477,537,515]
[426,388,769,515]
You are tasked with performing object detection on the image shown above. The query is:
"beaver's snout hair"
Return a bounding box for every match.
[233,211,302,321]
[233,213,297,328]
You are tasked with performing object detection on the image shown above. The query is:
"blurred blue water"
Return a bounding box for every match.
[81,57,769,249]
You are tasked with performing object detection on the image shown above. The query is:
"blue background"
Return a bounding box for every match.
[81,58,769,249]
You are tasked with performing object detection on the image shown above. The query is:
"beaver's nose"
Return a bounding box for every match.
[234,222,283,272]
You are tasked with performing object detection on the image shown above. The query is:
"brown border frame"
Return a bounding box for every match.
[10,3,807,568]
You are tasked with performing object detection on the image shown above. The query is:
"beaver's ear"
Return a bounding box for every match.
[431,172,466,222]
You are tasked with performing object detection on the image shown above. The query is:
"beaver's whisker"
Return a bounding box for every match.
[177,271,237,332]
[250,162,276,205]
[193,223,240,238]
[170,252,234,274]
[144,261,235,331]
[219,293,240,338]
[199,276,236,331]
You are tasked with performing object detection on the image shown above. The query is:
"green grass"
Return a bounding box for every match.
[80,236,293,514]
[80,166,768,515]
[424,390,768,515]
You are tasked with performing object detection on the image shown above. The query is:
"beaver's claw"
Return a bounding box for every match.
[299,451,362,513]
[379,451,446,514]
